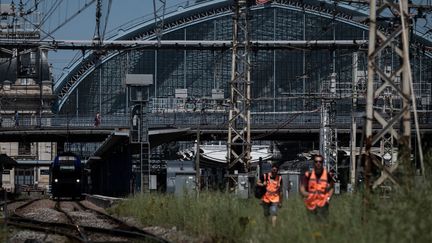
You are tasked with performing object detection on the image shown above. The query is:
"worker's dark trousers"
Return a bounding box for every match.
[308,203,329,222]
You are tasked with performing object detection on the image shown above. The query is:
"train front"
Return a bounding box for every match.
[50,153,83,199]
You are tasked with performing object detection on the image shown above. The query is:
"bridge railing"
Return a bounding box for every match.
[1,111,432,130]
[0,115,130,129]
[50,116,130,128]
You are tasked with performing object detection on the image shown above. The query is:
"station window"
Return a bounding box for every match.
[18,142,31,155]
[14,168,34,185]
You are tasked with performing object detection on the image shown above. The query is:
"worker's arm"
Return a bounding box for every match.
[278,178,283,206]
[300,183,309,197]
[326,180,334,202]
[256,174,266,187]
[327,187,334,202]
[326,173,335,202]
[299,174,310,197]
[328,186,334,197]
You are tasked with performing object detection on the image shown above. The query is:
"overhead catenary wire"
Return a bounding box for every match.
[251,107,321,140]
[41,0,96,40]
[39,0,64,29]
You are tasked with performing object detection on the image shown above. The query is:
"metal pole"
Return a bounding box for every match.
[399,0,414,187]
[195,119,201,197]
[99,64,102,116]
[140,142,143,193]
[350,52,358,191]
[3,179,7,221]
[365,0,376,194]
[39,49,42,127]
[140,101,144,193]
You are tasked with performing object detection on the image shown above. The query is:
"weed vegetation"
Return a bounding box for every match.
[0,224,6,242]
[110,154,432,243]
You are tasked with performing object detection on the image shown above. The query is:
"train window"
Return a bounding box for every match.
[58,156,77,171]
[60,165,75,171]
[58,156,76,161]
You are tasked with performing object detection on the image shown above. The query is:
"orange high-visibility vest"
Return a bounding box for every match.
[262,173,282,203]
[304,169,331,210]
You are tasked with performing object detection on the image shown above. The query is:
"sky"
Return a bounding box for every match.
[40,0,189,82]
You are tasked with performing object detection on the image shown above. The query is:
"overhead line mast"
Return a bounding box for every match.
[365,0,425,193]
[227,0,252,174]
[153,0,167,46]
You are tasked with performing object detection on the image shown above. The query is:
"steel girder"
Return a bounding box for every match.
[365,0,418,190]
[227,0,252,172]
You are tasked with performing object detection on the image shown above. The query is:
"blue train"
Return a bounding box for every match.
[50,152,83,200]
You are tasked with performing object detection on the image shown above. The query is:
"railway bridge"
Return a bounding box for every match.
[1,113,432,143]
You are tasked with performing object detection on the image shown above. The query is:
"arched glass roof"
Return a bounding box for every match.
[54,0,432,113]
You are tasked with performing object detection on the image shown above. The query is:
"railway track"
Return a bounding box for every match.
[5,198,170,243]
[55,201,90,242]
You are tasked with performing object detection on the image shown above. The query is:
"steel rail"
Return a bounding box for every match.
[6,216,83,242]
[76,201,170,243]
[55,201,89,242]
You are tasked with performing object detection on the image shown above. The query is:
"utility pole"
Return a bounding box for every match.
[365,0,424,193]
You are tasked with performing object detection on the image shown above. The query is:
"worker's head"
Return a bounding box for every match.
[271,163,279,175]
[312,154,324,172]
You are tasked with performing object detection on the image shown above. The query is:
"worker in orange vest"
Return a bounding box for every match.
[257,163,283,227]
[300,154,334,220]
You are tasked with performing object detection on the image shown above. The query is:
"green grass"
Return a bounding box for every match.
[0,223,7,242]
[110,153,432,243]
[109,185,432,243]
